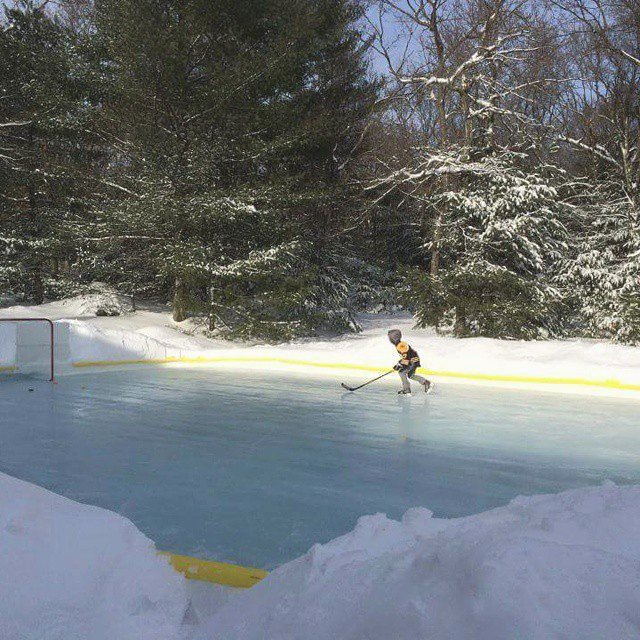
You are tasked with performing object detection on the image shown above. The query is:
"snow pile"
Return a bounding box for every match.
[2,471,640,639]
[0,472,187,640]
[202,483,640,640]
[79,285,135,317]
[52,284,135,317]
[0,286,134,321]
[67,320,186,363]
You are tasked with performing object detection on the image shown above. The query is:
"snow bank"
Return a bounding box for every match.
[1,300,639,394]
[67,320,186,363]
[0,472,187,640]
[1,471,639,639]
[201,482,640,640]
[0,287,134,319]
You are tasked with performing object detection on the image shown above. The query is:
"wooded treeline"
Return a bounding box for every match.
[1,0,638,343]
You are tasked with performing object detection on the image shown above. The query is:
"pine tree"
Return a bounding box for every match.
[406,151,568,338]
[365,0,571,339]
[82,0,377,338]
[557,20,640,345]
[559,194,640,343]
[0,1,96,303]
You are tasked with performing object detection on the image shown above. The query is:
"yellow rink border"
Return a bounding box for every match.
[71,355,640,393]
[159,551,268,588]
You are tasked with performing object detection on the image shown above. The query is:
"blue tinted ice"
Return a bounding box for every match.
[1,367,639,569]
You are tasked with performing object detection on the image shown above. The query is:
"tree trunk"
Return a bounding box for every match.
[172,276,186,322]
[430,211,443,277]
[27,124,44,305]
[208,285,216,331]
[430,29,448,281]
[30,268,45,305]
[454,305,467,337]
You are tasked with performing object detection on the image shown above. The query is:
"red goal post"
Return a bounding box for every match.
[0,318,55,382]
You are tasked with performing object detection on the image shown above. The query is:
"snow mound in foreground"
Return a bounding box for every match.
[2,473,639,640]
[0,472,187,640]
[202,482,640,640]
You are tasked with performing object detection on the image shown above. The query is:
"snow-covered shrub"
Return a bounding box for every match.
[410,154,568,338]
[559,198,640,344]
[206,244,393,342]
[52,283,135,317]
[409,264,564,339]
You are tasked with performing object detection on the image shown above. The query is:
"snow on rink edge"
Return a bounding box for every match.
[0,321,16,366]
[2,472,640,639]
[1,298,640,396]
[0,472,188,640]
[200,482,640,640]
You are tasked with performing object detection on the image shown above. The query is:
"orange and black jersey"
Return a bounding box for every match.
[396,341,420,366]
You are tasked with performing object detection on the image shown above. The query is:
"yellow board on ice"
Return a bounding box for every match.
[0,365,18,374]
[159,551,268,588]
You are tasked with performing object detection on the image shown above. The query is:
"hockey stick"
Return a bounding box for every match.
[341,370,395,392]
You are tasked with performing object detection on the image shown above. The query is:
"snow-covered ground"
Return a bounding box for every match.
[1,294,640,396]
[2,472,639,639]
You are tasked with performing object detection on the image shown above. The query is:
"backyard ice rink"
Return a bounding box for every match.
[1,298,640,639]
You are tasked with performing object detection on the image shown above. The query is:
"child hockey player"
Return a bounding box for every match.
[387,329,432,395]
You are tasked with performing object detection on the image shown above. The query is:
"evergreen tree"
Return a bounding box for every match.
[81,0,377,338]
[406,151,568,338]
[0,1,96,302]
[4,0,636,347]
[365,0,571,339]
[557,25,640,344]
[560,195,640,344]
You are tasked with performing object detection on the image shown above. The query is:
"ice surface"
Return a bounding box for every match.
[1,367,639,570]
[0,472,187,640]
[2,300,640,639]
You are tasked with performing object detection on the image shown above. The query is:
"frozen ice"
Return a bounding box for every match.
[1,367,639,569]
